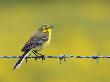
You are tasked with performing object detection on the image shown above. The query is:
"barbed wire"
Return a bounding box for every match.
[0,52,110,64]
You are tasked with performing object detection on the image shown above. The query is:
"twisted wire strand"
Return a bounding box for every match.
[0,55,110,59]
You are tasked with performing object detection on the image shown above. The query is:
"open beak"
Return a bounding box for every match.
[50,24,55,28]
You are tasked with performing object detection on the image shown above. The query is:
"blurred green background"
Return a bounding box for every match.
[0,0,110,82]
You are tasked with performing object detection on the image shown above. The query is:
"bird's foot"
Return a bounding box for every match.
[33,51,46,63]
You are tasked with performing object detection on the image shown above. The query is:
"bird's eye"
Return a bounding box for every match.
[45,28,48,29]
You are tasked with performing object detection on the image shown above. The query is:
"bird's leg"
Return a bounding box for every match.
[34,51,42,56]
[34,51,45,63]
[32,51,38,60]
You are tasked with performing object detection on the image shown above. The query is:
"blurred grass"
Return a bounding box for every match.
[0,0,110,82]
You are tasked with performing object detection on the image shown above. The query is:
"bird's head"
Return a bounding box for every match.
[39,24,54,33]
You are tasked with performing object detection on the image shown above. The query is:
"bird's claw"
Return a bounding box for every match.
[33,51,45,62]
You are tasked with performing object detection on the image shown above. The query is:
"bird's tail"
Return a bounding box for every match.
[13,50,30,70]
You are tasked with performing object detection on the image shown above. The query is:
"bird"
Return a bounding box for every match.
[13,24,54,70]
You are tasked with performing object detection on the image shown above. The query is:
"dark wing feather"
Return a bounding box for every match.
[21,36,48,52]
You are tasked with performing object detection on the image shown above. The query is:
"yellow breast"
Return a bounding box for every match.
[33,30,51,51]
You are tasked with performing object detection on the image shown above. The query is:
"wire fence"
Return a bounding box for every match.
[0,52,110,64]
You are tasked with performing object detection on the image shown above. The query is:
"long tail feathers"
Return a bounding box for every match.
[13,50,30,70]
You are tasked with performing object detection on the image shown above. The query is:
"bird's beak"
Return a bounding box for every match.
[50,25,55,28]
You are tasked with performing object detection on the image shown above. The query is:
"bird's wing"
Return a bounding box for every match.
[21,36,48,52]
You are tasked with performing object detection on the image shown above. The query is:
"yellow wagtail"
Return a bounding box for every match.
[13,24,54,70]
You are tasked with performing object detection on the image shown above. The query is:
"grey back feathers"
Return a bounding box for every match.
[21,36,48,52]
